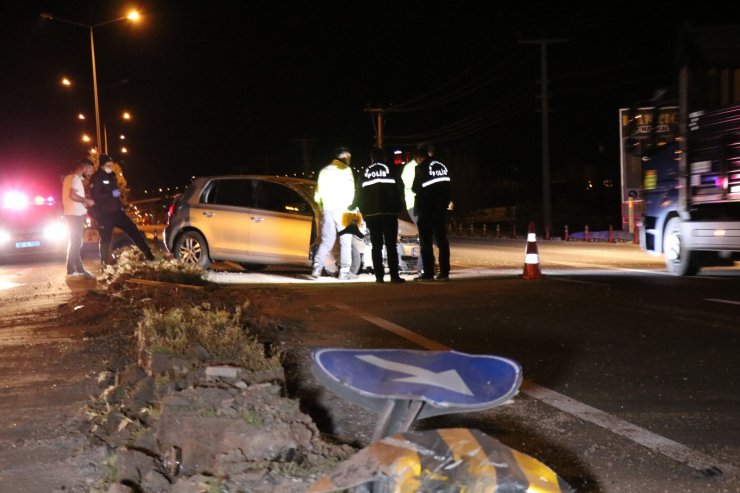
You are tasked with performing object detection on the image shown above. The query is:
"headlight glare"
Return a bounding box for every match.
[43,221,68,241]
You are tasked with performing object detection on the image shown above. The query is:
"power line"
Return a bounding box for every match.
[385,86,535,144]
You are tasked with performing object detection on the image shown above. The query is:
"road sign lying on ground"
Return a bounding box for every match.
[312,348,522,418]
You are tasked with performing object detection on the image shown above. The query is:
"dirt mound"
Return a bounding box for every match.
[53,279,354,492]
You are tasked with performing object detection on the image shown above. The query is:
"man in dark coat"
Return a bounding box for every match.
[411,142,451,281]
[89,154,154,267]
[357,147,406,283]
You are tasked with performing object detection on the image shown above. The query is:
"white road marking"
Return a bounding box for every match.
[706,298,740,306]
[333,303,447,350]
[333,303,739,478]
[546,260,670,275]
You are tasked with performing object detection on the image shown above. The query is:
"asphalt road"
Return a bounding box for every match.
[207,237,740,491]
[1,237,738,492]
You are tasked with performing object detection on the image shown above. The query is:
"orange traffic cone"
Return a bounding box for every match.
[522,221,543,280]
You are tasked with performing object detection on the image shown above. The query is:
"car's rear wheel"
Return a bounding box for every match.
[174,231,211,269]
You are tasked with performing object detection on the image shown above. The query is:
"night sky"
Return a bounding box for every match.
[1,1,736,219]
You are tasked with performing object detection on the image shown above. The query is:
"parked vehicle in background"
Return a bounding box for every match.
[620,26,740,275]
[0,191,67,262]
[164,175,419,273]
[129,196,174,241]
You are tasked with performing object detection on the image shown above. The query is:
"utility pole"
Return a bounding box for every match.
[292,138,316,174]
[519,37,567,232]
[364,105,397,148]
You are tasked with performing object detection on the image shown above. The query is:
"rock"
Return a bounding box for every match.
[153,385,319,477]
[106,483,136,493]
[115,447,156,484]
[205,365,239,379]
[170,474,225,493]
[97,370,116,388]
[117,364,146,388]
[142,469,171,493]
[139,348,192,378]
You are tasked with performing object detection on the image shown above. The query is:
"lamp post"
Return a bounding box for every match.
[104,111,132,155]
[41,10,140,160]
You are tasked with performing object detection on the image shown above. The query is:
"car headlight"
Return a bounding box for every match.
[43,221,68,241]
[0,229,10,244]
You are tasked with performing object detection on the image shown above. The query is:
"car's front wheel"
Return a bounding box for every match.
[174,231,211,269]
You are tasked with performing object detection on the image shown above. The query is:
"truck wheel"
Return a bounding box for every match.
[174,231,211,269]
[663,217,699,276]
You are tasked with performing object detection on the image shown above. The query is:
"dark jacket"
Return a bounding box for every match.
[89,168,124,216]
[357,161,404,217]
[412,156,451,213]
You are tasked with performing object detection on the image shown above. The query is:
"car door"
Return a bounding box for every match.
[196,178,255,260]
[248,180,313,264]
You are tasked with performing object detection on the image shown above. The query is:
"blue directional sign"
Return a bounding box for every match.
[312,348,522,411]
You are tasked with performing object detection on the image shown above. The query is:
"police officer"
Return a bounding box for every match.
[89,154,154,267]
[311,146,357,280]
[358,147,406,283]
[412,142,451,281]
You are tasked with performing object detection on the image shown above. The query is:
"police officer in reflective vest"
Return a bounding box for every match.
[411,142,451,281]
[358,147,406,283]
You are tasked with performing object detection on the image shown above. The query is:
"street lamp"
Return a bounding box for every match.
[41,10,140,160]
[104,111,133,155]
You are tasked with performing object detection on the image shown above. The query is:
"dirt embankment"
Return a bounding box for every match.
[0,276,356,493]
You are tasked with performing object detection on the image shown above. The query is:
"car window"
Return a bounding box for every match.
[255,181,312,216]
[202,179,255,208]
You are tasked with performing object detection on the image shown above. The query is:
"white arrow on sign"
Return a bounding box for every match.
[356,355,473,396]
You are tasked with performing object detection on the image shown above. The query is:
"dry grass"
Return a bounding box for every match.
[101,246,209,286]
[137,302,283,370]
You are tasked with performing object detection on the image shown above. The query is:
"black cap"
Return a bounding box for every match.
[99,154,114,166]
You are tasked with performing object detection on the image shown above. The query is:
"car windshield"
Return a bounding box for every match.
[292,181,316,203]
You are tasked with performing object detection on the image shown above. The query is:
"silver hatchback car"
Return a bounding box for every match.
[165,175,420,274]
[164,176,319,269]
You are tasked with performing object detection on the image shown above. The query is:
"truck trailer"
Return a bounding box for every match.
[620,25,740,275]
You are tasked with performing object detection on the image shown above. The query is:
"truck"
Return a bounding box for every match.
[619,25,740,275]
